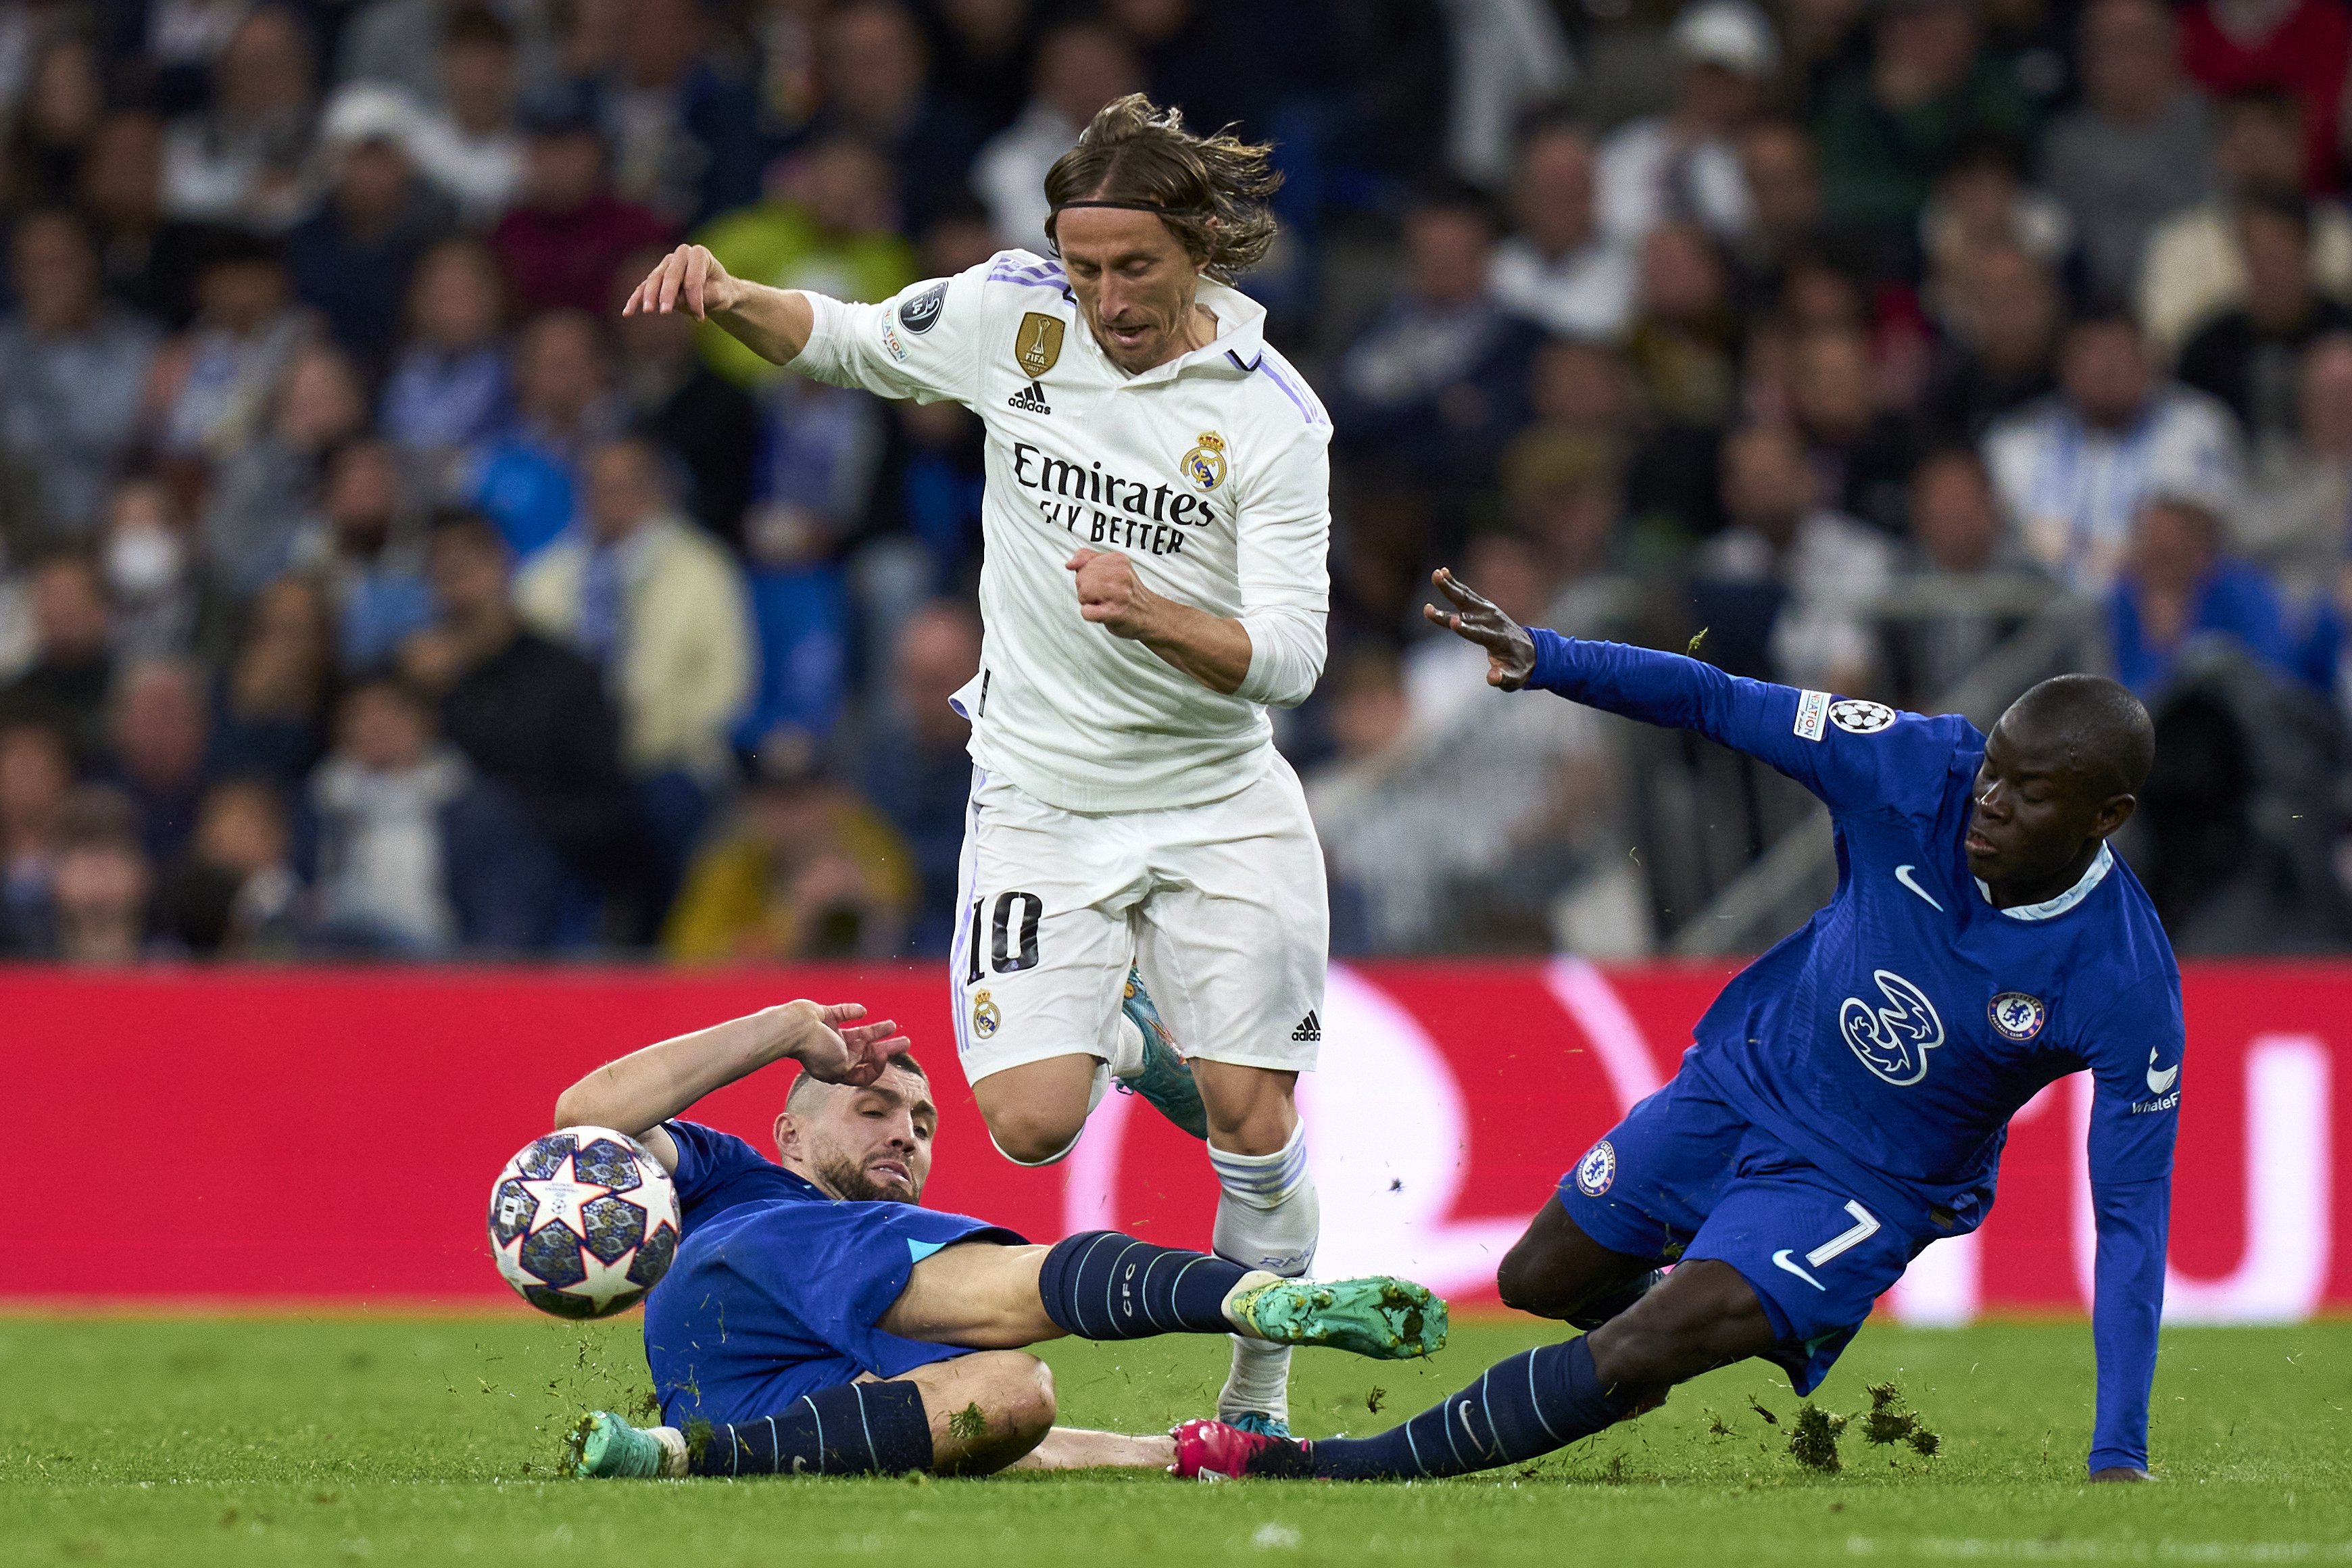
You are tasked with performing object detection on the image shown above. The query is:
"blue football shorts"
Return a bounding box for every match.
[1557,1069,1936,1394]
[645,1197,1025,1427]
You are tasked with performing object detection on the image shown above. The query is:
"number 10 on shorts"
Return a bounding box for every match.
[967,891,1043,982]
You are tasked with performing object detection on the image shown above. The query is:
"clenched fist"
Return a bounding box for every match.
[1067,548,1163,640]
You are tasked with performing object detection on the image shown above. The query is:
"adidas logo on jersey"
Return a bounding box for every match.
[1291,1010,1321,1043]
[1007,381,1052,414]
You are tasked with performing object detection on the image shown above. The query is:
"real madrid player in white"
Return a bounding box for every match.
[623,95,1333,1434]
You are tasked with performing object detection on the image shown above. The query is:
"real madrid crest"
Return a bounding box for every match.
[971,988,1001,1039]
[1014,313,1064,378]
[1182,431,1228,492]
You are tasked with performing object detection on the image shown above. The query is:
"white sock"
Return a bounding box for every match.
[650,1425,687,1478]
[1208,1122,1319,1424]
[985,1062,1112,1168]
[1106,1012,1148,1081]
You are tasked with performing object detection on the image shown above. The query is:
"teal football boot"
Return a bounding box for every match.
[1117,967,1208,1140]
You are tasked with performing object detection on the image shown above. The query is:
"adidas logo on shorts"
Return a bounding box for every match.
[1007,381,1052,414]
[1291,1010,1321,1043]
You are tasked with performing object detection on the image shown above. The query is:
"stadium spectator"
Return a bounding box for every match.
[2176,192,2352,444]
[2040,0,2220,304]
[2177,0,2352,193]
[923,0,1037,135]
[514,435,752,895]
[973,21,1143,250]
[198,340,370,599]
[2109,492,2295,697]
[1438,0,1578,189]
[691,136,920,391]
[803,1,985,239]
[1694,422,1894,692]
[381,238,513,463]
[1333,184,1540,529]
[305,671,559,954]
[276,439,435,670]
[5,36,105,212]
[158,5,321,232]
[1984,312,2243,593]
[339,0,555,109]
[286,91,456,364]
[1917,243,2059,445]
[210,574,337,789]
[1917,134,2072,280]
[572,0,760,229]
[157,774,301,957]
[859,600,979,958]
[489,103,672,319]
[1890,446,2038,700]
[77,110,212,329]
[1598,0,1778,248]
[396,6,529,226]
[418,507,639,929]
[99,478,199,664]
[1624,222,1742,431]
[0,208,162,543]
[0,553,114,762]
[1809,0,2030,246]
[0,719,72,954]
[1731,117,1825,288]
[154,230,310,469]
[2238,331,2352,601]
[46,785,155,964]
[1488,120,1638,343]
[663,731,914,963]
[2139,89,2352,353]
[1790,324,1917,535]
[611,249,758,550]
[105,656,212,866]
[462,308,623,558]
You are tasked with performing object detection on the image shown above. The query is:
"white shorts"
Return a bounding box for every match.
[947,754,1329,1084]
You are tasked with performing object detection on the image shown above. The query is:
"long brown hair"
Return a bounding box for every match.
[1042,94,1282,283]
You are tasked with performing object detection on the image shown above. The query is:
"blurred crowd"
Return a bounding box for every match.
[1,0,2350,965]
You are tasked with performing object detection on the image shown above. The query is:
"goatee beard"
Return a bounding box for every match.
[817,1153,914,1204]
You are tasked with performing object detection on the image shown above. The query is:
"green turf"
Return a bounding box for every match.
[2,1314,2345,1565]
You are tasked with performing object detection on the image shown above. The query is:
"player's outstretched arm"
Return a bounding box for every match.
[2080,979,2182,1481]
[551,1000,904,1170]
[622,243,816,366]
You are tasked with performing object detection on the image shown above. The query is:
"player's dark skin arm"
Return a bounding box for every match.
[1432,568,2151,1481]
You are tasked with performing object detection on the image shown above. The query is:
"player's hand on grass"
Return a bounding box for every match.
[1067,548,1157,639]
[1423,567,1537,690]
[2088,1467,2149,1483]
[777,1000,906,1087]
[622,243,741,322]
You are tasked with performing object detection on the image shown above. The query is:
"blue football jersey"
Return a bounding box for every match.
[1525,630,2180,1473]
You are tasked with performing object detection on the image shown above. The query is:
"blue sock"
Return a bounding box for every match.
[1307,1336,1632,1480]
[685,1381,931,1476]
[1038,1231,1250,1339]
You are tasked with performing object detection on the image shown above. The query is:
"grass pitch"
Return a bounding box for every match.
[2,1314,2344,1566]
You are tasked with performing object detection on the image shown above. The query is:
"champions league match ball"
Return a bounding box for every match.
[487,1127,681,1319]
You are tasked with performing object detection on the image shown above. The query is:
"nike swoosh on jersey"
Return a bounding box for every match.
[1894,865,1944,912]
[2147,1049,2180,1094]
[1771,1250,1826,1291]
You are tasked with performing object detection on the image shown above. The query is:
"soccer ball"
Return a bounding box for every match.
[487,1127,681,1319]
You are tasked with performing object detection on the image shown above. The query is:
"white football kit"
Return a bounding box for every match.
[791,250,1333,1086]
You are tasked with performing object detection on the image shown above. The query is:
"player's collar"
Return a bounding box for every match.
[1114,276,1267,385]
[1974,841,2113,922]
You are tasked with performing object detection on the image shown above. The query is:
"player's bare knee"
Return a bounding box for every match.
[971,1352,1056,1439]
[985,1107,1087,1166]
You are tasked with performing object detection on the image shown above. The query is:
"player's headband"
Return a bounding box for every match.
[1050,199,1211,218]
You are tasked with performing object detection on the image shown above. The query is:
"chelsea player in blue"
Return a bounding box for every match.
[1176,567,2180,1485]
[547,996,1448,1479]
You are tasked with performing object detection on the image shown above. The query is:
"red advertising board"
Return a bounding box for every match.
[4,960,2342,1319]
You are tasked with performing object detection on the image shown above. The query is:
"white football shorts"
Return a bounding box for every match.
[947,753,1329,1083]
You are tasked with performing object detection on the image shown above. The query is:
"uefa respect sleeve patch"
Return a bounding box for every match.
[1794,689,1830,741]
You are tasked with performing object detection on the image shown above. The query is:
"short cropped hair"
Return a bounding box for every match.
[785,1050,929,1114]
